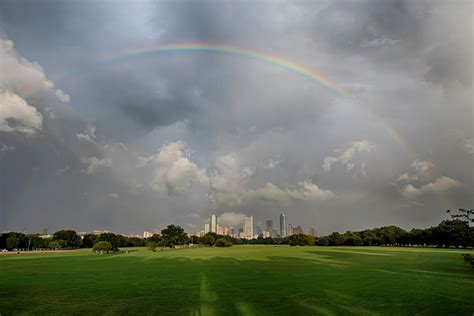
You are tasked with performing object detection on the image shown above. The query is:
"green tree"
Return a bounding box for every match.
[53,230,82,248]
[161,225,188,249]
[81,234,97,248]
[215,238,232,247]
[6,236,20,250]
[48,241,62,250]
[29,235,46,250]
[95,233,124,251]
[288,234,315,246]
[93,241,113,253]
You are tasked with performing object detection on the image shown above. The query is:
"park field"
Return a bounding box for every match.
[0,246,473,315]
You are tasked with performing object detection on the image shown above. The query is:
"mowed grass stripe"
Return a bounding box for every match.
[0,246,473,315]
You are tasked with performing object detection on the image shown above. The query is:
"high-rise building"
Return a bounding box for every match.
[204,223,210,234]
[143,231,153,238]
[287,224,294,236]
[217,225,224,235]
[210,214,217,233]
[243,216,254,239]
[266,220,273,232]
[280,213,287,237]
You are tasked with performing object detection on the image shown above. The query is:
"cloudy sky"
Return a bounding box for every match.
[0,0,472,235]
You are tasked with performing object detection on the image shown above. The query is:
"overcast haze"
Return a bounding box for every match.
[0,0,472,235]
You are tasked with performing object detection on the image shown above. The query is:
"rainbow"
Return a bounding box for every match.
[27,42,411,150]
[23,42,452,208]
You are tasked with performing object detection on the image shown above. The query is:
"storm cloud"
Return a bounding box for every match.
[0,0,472,235]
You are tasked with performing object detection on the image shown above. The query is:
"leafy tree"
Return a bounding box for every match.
[215,238,232,247]
[48,241,63,250]
[93,241,113,253]
[29,235,47,249]
[288,234,315,246]
[160,224,188,249]
[447,209,474,225]
[53,230,82,248]
[95,233,124,251]
[433,220,471,247]
[200,233,216,246]
[6,236,20,250]
[81,233,97,248]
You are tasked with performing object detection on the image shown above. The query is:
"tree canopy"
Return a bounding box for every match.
[160,225,188,248]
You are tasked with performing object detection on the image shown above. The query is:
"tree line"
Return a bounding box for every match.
[1,216,473,252]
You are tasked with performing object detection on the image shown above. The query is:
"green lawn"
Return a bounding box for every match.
[0,246,473,315]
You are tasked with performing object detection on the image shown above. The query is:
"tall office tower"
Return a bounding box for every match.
[266,220,273,231]
[210,214,217,233]
[287,224,294,236]
[204,223,210,234]
[280,213,287,237]
[217,225,224,235]
[243,216,254,239]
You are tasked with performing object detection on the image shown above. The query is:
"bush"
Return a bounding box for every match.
[147,241,159,252]
[93,241,113,253]
[215,238,232,247]
[462,253,474,268]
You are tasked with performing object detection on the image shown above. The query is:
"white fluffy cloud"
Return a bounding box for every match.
[412,159,435,177]
[323,140,375,172]
[148,141,208,195]
[0,38,71,135]
[402,176,461,199]
[217,212,247,227]
[55,89,70,103]
[248,181,334,203]
[0,91,43,134]
[82,157,112,174]
[397,173,419,182]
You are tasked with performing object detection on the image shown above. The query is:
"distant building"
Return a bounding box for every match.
[243,216,254,239]
[143,231,153,238]
[280,213,287,237]
[308,227,317,237]
[263,230,271,238]
[287,224,294,236]
[217,225,224,235]
[256,224,263,235]
[210,214,217,233]
[223,226,230,236]
[204,223,210,234]
[293,225,304,235]
[266,220,273,232]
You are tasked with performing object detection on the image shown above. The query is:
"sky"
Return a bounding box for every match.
[0,0,472,235]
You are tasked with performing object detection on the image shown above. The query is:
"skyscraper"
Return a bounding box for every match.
[280,213,287,237]
[204,223,210,234]
[243,216,254,239]
[210,214,217,233]
[287,224,294,236]
[266,220,273,231]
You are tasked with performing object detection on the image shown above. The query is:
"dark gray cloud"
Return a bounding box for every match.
[0,0,472,235]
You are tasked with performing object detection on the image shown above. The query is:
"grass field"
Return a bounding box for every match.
[0,246,473,315]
